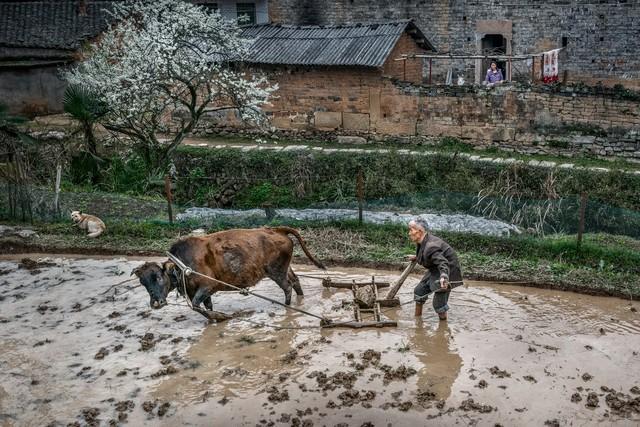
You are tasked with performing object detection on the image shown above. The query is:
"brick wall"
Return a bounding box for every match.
[264,66,379,131]
[268,0,640,88]
[381,33,426,84]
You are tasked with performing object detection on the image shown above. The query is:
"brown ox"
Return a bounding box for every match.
[132,226,324,310]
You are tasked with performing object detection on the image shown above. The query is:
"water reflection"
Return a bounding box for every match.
[411,320,462,400]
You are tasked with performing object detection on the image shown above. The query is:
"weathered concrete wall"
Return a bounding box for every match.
[0,65,67,116]
[268,0,640,88]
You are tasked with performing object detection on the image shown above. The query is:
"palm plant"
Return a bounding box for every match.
[63,84,108,162]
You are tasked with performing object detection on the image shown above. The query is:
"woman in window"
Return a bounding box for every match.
[484,61,504,86]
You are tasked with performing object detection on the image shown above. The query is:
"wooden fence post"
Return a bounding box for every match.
[54,163,62,217]
[577,192,587,249]
[164,175,174,224]
[356,169,364,224]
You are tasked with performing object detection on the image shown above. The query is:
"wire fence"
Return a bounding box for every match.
[2,175,639,240]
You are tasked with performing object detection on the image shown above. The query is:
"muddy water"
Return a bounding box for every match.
[0,256,639,426]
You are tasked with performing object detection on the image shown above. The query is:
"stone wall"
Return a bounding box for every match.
[196,70,640,161]
[268,0,640,88]
[414,84,640,160]
[0,65,68,115]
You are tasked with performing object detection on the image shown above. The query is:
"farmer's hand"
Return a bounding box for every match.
[406,255,416,262]
[440,277,449,289]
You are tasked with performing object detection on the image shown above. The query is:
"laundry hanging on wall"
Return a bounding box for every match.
[543,48,561,83]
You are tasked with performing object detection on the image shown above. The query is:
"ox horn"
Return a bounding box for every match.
[162,260,176,271]
[131,265,142,277]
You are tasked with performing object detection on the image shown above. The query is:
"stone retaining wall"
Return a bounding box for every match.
[194,78,640,162]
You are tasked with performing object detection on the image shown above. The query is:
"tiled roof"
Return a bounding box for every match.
[240,20,435,67]
[0,1,116,51]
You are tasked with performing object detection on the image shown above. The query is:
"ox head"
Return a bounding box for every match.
[131,261,180,309]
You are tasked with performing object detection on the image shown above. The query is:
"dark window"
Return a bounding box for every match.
[481,34,507,80]
[237,3,256,25]
[562,36,568,47]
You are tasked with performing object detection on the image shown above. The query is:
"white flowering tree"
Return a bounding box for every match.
[65,0,275,177]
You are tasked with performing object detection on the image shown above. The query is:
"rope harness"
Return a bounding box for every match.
[163,252,466,329]
[167,252,334,326]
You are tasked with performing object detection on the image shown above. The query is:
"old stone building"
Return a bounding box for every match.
[268,0,640,88]
[0,0,268,115]
[204,20,434,134]
[0,1,114,115]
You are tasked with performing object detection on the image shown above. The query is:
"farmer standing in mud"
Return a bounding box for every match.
[407,218,464,321]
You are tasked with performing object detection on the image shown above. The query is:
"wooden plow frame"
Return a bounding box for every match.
[323,262,417,329]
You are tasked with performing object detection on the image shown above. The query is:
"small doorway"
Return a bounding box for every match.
[481,34,507,81]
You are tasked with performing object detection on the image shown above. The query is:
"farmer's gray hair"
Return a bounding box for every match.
[409,217,429,232]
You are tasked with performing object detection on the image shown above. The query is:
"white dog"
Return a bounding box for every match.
[71,211,106,238]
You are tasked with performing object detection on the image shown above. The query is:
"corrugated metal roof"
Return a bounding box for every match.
[0,1,116,52]
[240,20,435,68]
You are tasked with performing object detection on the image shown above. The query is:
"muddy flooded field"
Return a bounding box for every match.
[0,255,639,426]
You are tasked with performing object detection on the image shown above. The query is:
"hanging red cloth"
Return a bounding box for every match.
[543,49,560,83]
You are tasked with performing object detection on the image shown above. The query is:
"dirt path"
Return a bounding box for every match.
[0,255,639,426]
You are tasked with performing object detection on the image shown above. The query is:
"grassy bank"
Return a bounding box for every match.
[2,219,639,300]
[174,144,640,211]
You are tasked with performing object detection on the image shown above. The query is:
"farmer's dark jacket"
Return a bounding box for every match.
[415,233,463,289]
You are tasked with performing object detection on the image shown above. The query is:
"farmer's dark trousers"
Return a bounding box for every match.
[414,276,450,314]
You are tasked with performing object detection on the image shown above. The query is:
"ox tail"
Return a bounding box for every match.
[271,226,326,270]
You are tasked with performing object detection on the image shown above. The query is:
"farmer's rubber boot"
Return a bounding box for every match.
[414,303,423,317]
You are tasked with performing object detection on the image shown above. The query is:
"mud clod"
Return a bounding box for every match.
[19,258,56,273]
[266,386,289,402]
[94,347,109,360]
[281,349,298,364]
[459,399,494,413]
[523,375,537,383]
[544,420,560,427]
[361,349,381,365]
[489,366,511,378]
[571,393,582,403]
[142,401,157,413]
[139,333,155,351]
[581,373,593,382]
[151,365,178,378]
[307,371,357,391]
[380,364,417,383]
[81,407,100,426]
[586,392,599,408]
[114,400,134,413]
[157,402,170,417]
[416,389,437,407]
[477,379,488,388]
[604,388,640,415]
